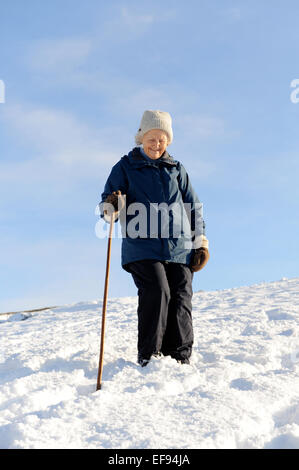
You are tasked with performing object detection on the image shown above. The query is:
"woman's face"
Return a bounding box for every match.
[142,129,169,159]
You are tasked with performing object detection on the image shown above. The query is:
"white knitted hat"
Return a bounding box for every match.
[135,110,173,145]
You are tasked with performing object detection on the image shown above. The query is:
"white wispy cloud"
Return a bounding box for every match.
[121,6,155,27]
[175,113,227,139]
[101,5,176,39]
[226,7,242,22]
[0,236,110,312]
[25,37,92,73]
[0,103,123,183]
[22,5,176,94]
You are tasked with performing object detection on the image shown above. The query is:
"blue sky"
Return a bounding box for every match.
[0,0,298,312]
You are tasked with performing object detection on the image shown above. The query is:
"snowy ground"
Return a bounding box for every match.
[1,277,299,449]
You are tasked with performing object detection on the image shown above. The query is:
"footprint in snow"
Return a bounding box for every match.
[230,378,254,391]
[265,308,295,321]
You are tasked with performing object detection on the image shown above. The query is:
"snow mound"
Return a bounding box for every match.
[1,278,299,449]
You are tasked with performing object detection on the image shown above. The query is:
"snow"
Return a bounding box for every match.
[1,277,299,449]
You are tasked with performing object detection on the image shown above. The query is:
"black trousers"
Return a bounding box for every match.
[125,260,194,361]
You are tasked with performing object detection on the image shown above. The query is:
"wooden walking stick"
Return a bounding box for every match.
[96,211,115,391]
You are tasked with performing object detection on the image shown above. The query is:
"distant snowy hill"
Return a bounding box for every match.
[1,277,299,449]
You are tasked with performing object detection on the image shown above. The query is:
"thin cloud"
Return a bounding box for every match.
[0,103,122,183]
[225,7,242,22]
[176,113,226,139]
[101,5,176,39]
[0,236,108,312]
[25,37,92,73]
[121,6,155,27]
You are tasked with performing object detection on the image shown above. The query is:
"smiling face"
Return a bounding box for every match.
[141,129,169,160]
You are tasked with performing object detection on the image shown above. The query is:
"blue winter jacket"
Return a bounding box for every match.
[99,147,206,270]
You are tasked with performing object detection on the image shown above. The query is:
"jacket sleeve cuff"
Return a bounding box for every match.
[193,235,209,250]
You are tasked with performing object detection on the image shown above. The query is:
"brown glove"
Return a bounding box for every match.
[190,247,210,272]
[103,190,125,219]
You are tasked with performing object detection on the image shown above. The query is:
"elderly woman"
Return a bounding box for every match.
[100,110,209,367]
